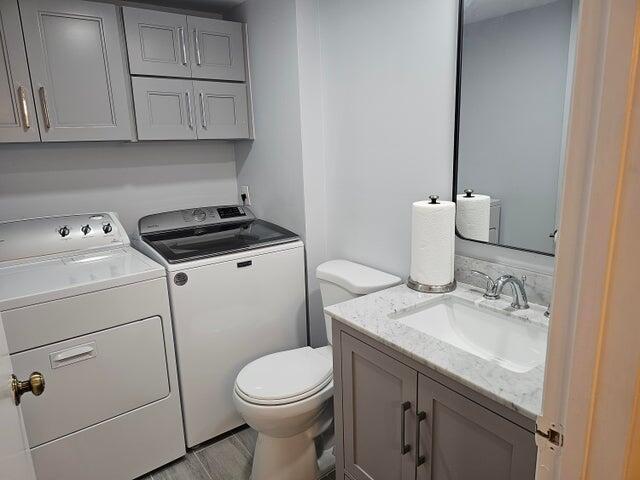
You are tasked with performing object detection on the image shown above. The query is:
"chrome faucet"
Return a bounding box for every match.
[470,271,530,309]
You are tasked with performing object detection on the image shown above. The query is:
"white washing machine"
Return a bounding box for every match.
[0,213,185,480]
[134,205,307,447]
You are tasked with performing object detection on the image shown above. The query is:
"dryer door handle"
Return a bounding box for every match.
[50,342,96,368]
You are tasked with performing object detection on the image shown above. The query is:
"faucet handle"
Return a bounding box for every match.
[470,271,499,298]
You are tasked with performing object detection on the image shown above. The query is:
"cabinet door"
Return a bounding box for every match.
[131,77,197,141]
[123,7,191,78]
[194,81,249,139]
[188,17,245,81]
[0,0,39,142]
[341,333,417,480]
[19,0,132,141]
[417,374,536,480]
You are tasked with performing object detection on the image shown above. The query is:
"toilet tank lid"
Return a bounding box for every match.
[316,260,401,295]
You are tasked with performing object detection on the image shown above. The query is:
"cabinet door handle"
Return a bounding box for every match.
[38,86,51,130]
[194,28,202,65]
[401,401,411,455]
[199,91,207,128]
[185,91,194,129]
[178,27,187,65]
[416,411,427,468]
[18,86,30,129]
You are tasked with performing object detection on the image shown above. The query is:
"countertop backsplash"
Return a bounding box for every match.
[454,255,554,307]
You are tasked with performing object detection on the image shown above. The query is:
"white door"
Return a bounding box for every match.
[0,313,37,480]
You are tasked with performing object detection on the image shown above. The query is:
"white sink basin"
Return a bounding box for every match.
[391,297,547,373]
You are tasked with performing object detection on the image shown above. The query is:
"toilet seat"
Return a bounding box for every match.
[235,347,332,406]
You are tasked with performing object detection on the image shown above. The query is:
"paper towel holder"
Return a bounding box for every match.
[407,193,457,293]
[407,277,457,293]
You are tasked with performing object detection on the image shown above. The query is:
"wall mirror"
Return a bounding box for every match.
[453,0,577,256]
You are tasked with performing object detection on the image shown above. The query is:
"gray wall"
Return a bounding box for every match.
[0,142,238,232]
[228,0,306,239]
[318,0,459,278]
[458,0,573,254]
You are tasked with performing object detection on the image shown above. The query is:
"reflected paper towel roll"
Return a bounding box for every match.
[456,191,491,242]
[409,196,455,287]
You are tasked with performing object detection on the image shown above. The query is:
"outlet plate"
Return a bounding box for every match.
[240,186,251,206]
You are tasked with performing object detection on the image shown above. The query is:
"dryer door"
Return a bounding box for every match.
[11,316,169,447]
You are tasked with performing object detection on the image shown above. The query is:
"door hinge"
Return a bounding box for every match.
[535,423,564,448]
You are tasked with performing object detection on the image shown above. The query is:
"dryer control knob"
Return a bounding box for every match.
[81,224,91,235]
[58,226,70,237]
[102,223,113,234]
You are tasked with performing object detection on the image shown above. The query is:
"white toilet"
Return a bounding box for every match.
[233,259,401,480]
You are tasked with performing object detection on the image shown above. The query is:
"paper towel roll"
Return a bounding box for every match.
[456,192,491,242]
[410,197,455,287]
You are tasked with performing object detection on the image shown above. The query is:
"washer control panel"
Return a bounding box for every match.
[140,205,254,235]
[0,213,127,263]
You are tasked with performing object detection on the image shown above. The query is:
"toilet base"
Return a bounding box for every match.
[251,430,319,480]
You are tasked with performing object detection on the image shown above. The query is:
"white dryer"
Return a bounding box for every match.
[0,213,185,480]
[135,205,307,447]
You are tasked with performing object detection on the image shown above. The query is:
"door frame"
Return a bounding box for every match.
[537,0,640,478]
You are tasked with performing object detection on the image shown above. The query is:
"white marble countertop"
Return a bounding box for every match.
[325,282,548,420]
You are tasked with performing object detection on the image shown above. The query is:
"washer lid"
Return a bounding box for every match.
[235,347,332,404]
[316,260,401,295]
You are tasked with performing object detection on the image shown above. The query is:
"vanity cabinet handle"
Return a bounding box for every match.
[401,401,411,455]
[416,410,427,468]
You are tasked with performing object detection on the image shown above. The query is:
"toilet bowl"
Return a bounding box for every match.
[233,260,401,480]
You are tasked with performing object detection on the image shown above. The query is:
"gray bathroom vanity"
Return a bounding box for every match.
[327,283,548,480]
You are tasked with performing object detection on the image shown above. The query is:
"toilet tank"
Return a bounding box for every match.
[316,260,401,344]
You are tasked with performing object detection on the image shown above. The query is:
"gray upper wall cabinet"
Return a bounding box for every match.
[131,77,197,141]
[123,7,246,82]
[188,17,245,82]
[123,7,192,78]
[0,0,39,142]
[19,0,133,142]
[194,81,248,139]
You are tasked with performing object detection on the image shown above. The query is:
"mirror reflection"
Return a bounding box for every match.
[455,0,576,255]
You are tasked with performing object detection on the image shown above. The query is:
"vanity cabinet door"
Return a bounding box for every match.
[131,77,197,140]
[0,0,39,142]
[188,17,245,81]
[341,333,417,480]
[19,0,132,142]
[194,81,249,139]
[417,374,536,480]
[123,7,191,78]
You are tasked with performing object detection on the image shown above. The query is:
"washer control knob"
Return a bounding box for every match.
[58,226,70,237]
[102,223,113,234]
[193,209,206,222]
[81,224,91,235]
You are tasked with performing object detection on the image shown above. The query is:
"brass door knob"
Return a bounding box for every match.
[11,372,45,406]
